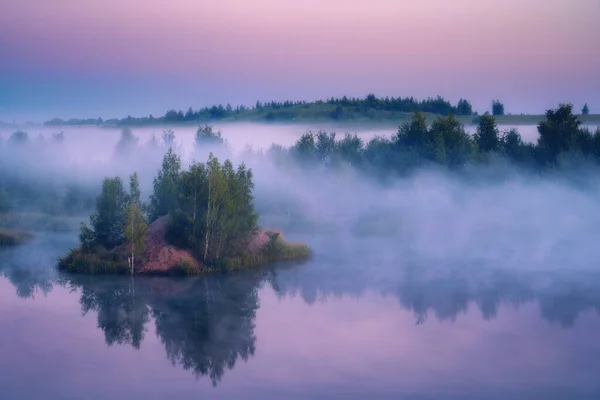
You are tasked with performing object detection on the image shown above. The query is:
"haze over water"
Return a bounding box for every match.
[2,123,600,399]
[2,0,600,398]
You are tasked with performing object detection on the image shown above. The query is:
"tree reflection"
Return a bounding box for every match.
[269,262,600,328]
[60,270,263,386]
[0,232,74,298]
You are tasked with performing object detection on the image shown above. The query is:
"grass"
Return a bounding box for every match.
[218,232,312,271]
[0,212,84,232]
[57,231,311,276]
[0,227,33,246]
[57,247,130,275]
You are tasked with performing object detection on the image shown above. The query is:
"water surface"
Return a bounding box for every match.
[1,232,600,400]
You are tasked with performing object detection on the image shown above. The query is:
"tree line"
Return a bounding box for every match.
[40,95,533,127]
[282,103,600,176]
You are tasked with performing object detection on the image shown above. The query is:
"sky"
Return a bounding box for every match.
[1,0,599,122]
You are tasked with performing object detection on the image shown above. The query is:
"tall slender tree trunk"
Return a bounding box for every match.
[131,203,135,275]
[204,174,211,262]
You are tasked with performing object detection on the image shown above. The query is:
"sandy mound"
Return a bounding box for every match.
[137,216,278,274]
[247,228,283,254]
[138,216,200,274]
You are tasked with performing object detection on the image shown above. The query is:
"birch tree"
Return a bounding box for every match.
[124,201,148,274]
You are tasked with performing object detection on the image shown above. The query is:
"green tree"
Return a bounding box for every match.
[582,103,590,115]
[9,131,28,145]
[428,115,473,169]
[537,104,581,165]
[315,131,336,162]
[195,125,224,147]
[124,201,148,274]
[456,99,473,115]
[474,114,500,153]
[292,133,317,163]
[115,128,139,156]
[90,177,129,249]
[492,100,505,116]
[129,172,141,206]
[395,111,428,150]
[162,129,175,147]
[148,148,181,222]
[167,154,258,265]
[79,222,95,252]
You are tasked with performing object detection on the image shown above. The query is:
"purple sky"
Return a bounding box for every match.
[1,0,599,121]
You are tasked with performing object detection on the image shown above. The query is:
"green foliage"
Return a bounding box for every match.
[167,153,258,264]
[456,99,473,115]
[582,103,590,115]
[129,172,141,206]
[195,125,225,147]
[57,247,129,275]
[170,259,201,276]
[492,100,505,116]
[219,232,311,271]
[90,177,129,249]
[537,104,581,165]
[79,222,95,252]
[44,94,484,127]
[428,114,473,169]
[474,114,500,153]
[148,148,181,222]
[123,201,148,262]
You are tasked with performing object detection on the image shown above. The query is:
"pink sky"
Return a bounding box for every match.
[1,0,599,120]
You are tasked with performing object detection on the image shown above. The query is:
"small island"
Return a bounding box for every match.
[0,227,33,247]
[58,149,310,275]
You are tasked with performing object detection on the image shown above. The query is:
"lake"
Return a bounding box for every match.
[2,121,600,399]
[2,229,600,400]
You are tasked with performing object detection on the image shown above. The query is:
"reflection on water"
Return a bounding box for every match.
[2,234,600,398]
[57,272,262,385]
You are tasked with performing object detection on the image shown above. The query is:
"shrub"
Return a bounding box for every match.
[57,247,129,275]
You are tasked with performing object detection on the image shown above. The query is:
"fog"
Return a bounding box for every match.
[3,121,600,397]
[2,122,600,280]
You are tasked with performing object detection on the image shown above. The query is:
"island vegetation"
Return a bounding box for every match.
[0,227,33,246]
[57,150,311,275]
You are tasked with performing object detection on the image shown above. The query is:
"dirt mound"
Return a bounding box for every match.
[138,216,200,274]
[137,217,277,274]
[247,228,283,254]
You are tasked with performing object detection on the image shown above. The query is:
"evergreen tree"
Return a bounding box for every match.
[456,99,473,115]
[492,100,505,116]
[582,103,590,115]
[474,114,500,153]
[537,104,581,165]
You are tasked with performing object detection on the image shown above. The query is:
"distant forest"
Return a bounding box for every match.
[44,94,501,127]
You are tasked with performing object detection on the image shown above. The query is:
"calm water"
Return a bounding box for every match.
[2,231,600,400]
